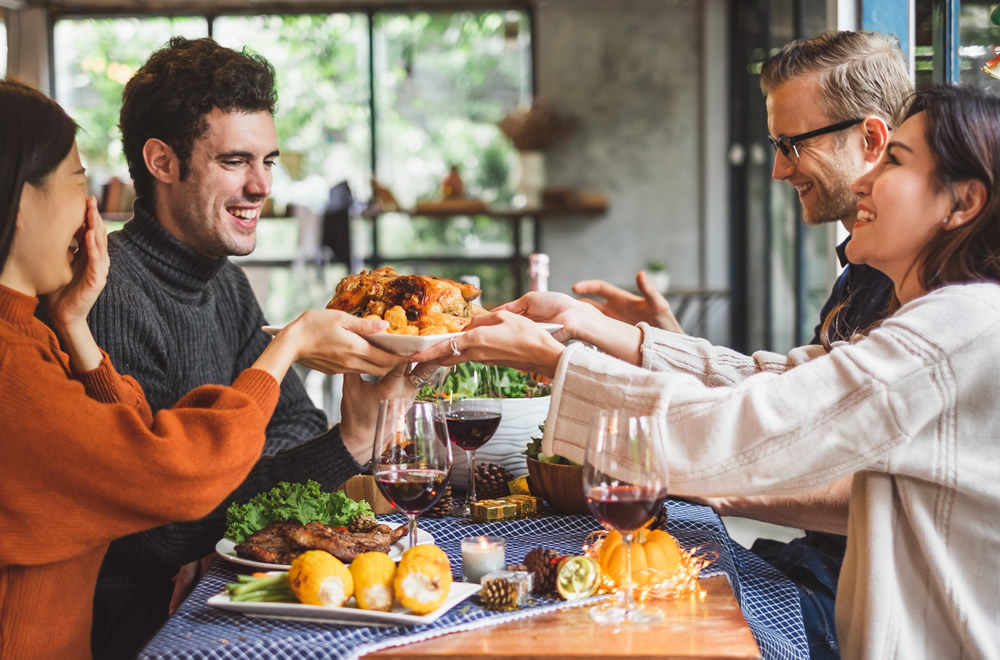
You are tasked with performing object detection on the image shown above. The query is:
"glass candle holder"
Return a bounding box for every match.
[461,536,506,584]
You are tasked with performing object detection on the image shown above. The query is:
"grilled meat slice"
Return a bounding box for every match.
[285,521,409,564]
[232,520,411,565]
[233,521,305,565]
[377,523,409,545]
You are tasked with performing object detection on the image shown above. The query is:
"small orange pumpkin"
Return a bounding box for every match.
[598,528,682,587]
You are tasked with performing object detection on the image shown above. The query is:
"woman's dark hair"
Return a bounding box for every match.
[908,85,1000,289]
[820,84,1000,348]
[0,80,78,272]
[120,37,277,205]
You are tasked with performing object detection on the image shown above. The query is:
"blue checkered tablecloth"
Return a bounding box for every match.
[140,501,808,660]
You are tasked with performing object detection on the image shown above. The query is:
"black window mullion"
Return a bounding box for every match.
[367,10,380,268]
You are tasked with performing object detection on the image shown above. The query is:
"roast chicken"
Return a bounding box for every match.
[326,267,482,328]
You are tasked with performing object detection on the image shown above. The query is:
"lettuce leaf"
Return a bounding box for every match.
[224,480,372,543]
[418,363,551,400]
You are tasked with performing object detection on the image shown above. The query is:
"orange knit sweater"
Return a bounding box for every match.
[0,284,280,659]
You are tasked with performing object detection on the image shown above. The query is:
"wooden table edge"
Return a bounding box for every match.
[364,575,761,659]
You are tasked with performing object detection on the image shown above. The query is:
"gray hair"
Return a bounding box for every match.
[760,30,912,129]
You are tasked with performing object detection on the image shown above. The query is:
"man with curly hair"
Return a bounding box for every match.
[79,38,410,658]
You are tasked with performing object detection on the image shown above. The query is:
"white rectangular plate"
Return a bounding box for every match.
[208,581,481,626]
[262,322,562,356]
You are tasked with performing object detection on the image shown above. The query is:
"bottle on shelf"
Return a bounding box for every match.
[529,253,549,292]
[442,165,465,200]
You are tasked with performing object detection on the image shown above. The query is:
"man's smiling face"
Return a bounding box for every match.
[159,108,278,258]
[766,74,866,227]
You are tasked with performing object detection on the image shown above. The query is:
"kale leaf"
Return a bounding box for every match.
[224,480,372,543]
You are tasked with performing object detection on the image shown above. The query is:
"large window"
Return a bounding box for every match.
[373,12,531,303]
[52,10,532,318]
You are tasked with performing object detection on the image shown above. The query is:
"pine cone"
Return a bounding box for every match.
[479,577,518,611]
[524,547,561,595]
[348,513,378,533]
[421,485,453,518]
[475,463,513,500]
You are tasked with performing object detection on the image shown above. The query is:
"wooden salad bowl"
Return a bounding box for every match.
[525,457,590,515]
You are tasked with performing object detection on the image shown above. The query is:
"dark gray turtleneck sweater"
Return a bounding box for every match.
[85,203,360,576]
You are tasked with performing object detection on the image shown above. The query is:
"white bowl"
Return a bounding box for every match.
[448,395,551,490]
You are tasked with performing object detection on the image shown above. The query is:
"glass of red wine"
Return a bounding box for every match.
[372,399,453,550]
[584,410,669,625]
[437,364,502,517]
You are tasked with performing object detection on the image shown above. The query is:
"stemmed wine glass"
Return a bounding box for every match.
[584,410,669,625]
[372,399,453,549]
[437,363,503,517]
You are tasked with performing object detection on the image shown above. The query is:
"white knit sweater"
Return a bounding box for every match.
[543,282,1000,659]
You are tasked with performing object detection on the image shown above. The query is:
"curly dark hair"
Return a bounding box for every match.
[120,37,277,205]
[0,80,78,272]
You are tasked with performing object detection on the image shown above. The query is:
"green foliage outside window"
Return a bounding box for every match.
[375,12,530,255]
[52,10,532,319]
[53,17,209,186]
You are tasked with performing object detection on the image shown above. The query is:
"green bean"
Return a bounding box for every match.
[229,572,290,597]
[230,589,296,603]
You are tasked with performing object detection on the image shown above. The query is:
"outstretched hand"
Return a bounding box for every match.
[572,271,683,333]
[283,310,407,376]
[491,291,603,343]
[45,196,109,328]
[408,310,565,378]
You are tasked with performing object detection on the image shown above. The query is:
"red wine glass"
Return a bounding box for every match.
[372,399,453,549]
[584,410,669,625]
[437,364,502,517]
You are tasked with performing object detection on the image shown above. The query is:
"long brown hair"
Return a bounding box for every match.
[908,85,1000,288]
[0,80,78,273]
[820,85,1000,349]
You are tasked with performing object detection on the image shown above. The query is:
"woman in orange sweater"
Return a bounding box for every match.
[0,81,404,658]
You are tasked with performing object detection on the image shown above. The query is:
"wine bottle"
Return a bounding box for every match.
[529,253,549,292]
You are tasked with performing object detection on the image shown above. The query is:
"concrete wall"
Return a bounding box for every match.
[534,0,729,342]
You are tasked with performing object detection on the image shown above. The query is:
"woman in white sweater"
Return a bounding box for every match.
[412,85,1000,658]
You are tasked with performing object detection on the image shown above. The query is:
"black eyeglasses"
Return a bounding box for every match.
[768,118,864,163]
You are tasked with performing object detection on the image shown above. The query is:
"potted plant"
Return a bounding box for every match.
[645,259,671,293]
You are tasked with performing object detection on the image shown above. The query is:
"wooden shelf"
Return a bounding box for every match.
[390,203,607,219]
[366,203,607,293]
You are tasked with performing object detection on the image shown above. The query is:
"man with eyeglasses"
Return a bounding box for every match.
[574,30,911,659]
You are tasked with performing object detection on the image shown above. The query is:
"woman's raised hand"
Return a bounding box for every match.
[46,196,109,328]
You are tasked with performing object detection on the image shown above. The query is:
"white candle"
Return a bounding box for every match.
[461,536,506,584]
